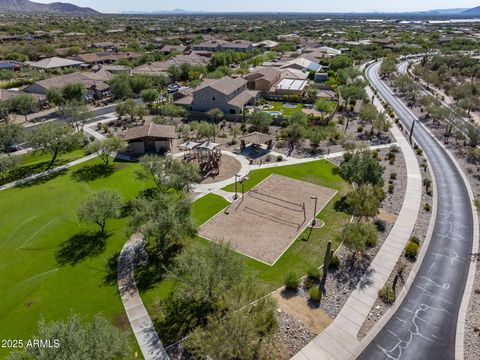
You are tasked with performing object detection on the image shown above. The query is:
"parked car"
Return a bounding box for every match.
[167,83,180,93]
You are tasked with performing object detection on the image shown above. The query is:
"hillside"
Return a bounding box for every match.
[462,6,480,15]
[0,0,99,14]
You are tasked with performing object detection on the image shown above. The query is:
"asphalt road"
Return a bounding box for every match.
[358,62,475,360]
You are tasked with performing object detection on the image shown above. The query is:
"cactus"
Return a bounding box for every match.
[392,274,399,298]
[320,241,333,294]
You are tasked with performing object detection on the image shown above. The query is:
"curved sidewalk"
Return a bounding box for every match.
[293,88,423,360]
[118,234,169,360]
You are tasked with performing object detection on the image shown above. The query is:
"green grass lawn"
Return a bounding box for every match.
[0,157,148,358]
[140,160,352,330]
[268,101,305,117]
[1,148,86,185]
[0,155,351,356]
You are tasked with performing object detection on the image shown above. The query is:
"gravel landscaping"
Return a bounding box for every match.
[273,146,409,321]
[357,148,433,339]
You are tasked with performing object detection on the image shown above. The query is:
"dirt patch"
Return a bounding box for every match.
[377,209,398,223]
[272,290,333,334]
[112,312,131,331]
[200,154,242,184]
[198,174,337,264]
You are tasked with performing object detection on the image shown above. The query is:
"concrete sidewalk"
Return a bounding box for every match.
[118,235,169,360]
[293,89,423,360]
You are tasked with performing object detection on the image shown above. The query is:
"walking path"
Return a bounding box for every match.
[189,144,396,200]
[118,235,169,360]
[293,88,423,360]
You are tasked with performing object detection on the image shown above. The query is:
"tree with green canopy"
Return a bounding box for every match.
[7,314,131,360]
[85,137,127,166]
[77,189,123,234]
[29,122,82,166]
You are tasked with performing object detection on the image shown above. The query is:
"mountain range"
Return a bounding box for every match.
[0,0,99,14]
[125,5,480,16]
[462,6,480,15]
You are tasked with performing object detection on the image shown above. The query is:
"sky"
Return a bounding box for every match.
[33,0,480,14]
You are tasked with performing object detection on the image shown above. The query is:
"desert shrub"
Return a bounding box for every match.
[307,266,321,281]
[424,203,431,212]
[409,236,420,246]
[405,242,419,259]
[277,155,283,162]
[374,219,386,232]
[284,271,300,291]
[309,287,322,301]
[378,286,395,304]
[329,255,340,270]
[388,184,395,194]
[365,232,378,248]
[390,172,397,180]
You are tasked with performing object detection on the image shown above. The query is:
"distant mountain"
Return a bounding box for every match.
[0,0,99,14]
[422,8,468,15]
[462,6,480,15]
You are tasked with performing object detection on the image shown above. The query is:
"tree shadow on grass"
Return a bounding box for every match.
[333,196,350,213]
[55,230,108,266]
[18,168,68,188]
[71,164,115,182]
[135,242,183,293]
[0,159,70,186]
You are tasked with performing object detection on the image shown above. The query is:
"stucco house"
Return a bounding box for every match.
[25,57,84,71]
[244,67,282,95]
[176,76,259,114]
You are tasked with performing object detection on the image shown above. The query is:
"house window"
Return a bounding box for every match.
[212,96,216,101]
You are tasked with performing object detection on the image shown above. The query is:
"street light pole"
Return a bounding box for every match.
[310,196,318,227]
[234,174,240,200]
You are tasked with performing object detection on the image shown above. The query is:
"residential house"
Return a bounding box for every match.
[23,72,112,103]
[87,42,121,52]
[192,39,253,52]
[243,67,281,95]
[0,34,22,42]
[253,40,279,50]
[280,57,321,72]
[25,57,84,72]
[120,122,176,155]
[275,79,308,96]
[0,60,25,71]
[0,89,47,108]
[131,54,208,76]
[372,39,397,49]
[222,40,253,52]
[158,45,188,54]
[73,52,141,66]
[175,76,259,114]
[279,68,309,81]
[193,40,226,52]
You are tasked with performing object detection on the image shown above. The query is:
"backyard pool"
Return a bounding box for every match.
[264,111,283,117]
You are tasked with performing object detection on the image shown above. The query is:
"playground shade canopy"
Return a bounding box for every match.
[179,140,200,150]
[197,141,220,151]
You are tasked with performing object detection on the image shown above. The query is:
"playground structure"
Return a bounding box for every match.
[179,140,222,178]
